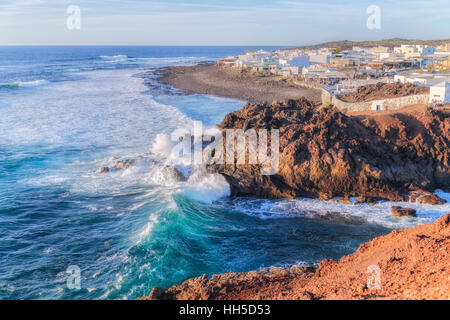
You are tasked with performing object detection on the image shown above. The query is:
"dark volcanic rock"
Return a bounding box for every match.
[205,98,449,202]
[96,157,187,182]
[392,206,417,217]
[408,190,446,205]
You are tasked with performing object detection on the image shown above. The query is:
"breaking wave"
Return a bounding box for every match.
[99,55,130,62]
[0,79,50,89]
[183,168,230,204]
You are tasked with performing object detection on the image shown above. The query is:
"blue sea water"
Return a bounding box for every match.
[0,46,448,300]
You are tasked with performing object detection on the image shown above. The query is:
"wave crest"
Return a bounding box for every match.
[0,79,50,89]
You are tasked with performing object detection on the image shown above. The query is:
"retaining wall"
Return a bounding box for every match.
[294,80,429,111]
[331,94,429,112]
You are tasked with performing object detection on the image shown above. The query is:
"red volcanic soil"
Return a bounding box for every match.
[141,213,450,300]
[340,82,430,103]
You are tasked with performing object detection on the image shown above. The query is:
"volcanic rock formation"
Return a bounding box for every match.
[205,98,449,203]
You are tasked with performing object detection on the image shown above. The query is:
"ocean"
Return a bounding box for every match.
[0,46,448,300]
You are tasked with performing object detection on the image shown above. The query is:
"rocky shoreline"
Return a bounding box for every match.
[141,66,450,301]
[153,64,449,204]
[137,98,449,301]
[157,63,322,103]
[141,213,450,300]
[206,98,449,204]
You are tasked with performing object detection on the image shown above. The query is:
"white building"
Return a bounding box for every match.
[371,46,391,54]
[302,64,328,75]
[309,54,331,64]
[236,59,258,68]
[372,101,387,111]
[421,46,437,56]
[430,81,450,104]
[281,66,300,76]
[308,48,331,56]
[393,45,437,58]
[379,52,391,60]
[412,74,437,85]
[286,56,310,68]
[395,73,450,87]
[262,57,280,66]
[237,51,272,65]
[352,46,365,52]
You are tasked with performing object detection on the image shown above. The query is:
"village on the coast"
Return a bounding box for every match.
[218,42,450,108]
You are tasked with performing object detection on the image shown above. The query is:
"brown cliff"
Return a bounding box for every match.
[205,99,449,203]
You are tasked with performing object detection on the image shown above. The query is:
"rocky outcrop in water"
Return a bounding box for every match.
[141,213,450,300]
[96,156,187,182]
[391,206,417,217]
[205,98,449,203]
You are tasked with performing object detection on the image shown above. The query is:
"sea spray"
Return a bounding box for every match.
[149,134,231,203]
[182,167,231,204]
[151,133,175,158]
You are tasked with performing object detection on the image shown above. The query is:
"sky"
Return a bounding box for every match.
[0,0,449,45]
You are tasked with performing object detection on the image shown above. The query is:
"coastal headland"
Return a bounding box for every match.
[153,63,449,204]
[143,61,450,301]
[157,63,322,103]
[206,98,449,203]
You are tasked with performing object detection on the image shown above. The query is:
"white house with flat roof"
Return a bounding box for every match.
[393,45,437,58]
[430,81,450,104]
[286,56,310,68]
[395,73,450,87]
[281,66,300,76]
[379,52,391,60]
[309,53,331,64]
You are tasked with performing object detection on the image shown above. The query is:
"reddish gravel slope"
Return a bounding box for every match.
[141,213,450,300]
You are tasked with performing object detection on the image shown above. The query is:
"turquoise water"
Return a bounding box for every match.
[0,46,449,300]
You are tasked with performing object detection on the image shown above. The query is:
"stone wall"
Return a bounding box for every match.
[331,94,429,112]
[294,81,332,104]
[294,80,429,111]
[322,89,332,104]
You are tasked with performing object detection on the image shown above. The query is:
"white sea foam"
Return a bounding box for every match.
[136,215,159,244]
[0,101,9,108]
[20,174,69,187]
[0,66,236,215]
[0,69,192,148]
[0,79,50,89]
[147,130,232,203]
[150,133,196,170]
[150,133,175,158]
[19,79,51,87]
[225,191,450,229]
[134,56,212,67]
[99,55,129,62]
[182,168,231,204]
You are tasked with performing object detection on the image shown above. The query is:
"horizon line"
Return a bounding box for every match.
[1,38,449,48]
